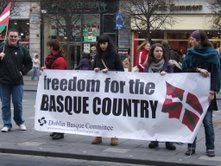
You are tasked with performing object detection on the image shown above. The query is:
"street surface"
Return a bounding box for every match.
[0,153,152,166]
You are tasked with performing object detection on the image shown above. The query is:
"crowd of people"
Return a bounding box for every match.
[0,28,220,158]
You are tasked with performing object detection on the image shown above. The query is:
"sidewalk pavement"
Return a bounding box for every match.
[0,75,220,166]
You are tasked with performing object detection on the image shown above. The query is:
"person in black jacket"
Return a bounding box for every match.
[182,30,220,157]
[91,34,124,146]
[0,28,32,132]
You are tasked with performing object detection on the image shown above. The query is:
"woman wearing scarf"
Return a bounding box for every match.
[91,34,124,146]
[182,30,220,157]
[145,43,176,151]
[44,39,68,140]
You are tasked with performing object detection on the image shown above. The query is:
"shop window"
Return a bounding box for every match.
[49,14,81,42]
[82,14,100,42]
[167,31,190,39]
[103,14,115,33]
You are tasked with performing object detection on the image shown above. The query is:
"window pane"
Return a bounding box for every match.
[82,14,100,42]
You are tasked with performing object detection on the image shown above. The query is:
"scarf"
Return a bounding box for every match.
[182,47,220,71]
[148,59,165,73]
[45,50,62,69]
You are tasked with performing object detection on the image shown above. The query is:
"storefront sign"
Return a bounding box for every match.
[158,4,203,12]
[169,4,203,11]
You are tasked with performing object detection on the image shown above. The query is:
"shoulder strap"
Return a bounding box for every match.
[101,59,108,69]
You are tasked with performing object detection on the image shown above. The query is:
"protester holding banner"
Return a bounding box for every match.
[92,34,124,146]
[133,40,150,72]
[144,43,176,151]
[182,30,220,157]
[0,28,33,132]
[75,53,92,70]
[43,39,68,140]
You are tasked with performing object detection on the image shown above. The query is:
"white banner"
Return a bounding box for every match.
[34,70,210,143]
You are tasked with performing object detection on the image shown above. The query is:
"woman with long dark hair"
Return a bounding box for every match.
[145,43,176,151]
[182,30,220,157]
[92,34,124,146]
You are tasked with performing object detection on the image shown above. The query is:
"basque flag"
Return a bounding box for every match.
[162,82,203,132]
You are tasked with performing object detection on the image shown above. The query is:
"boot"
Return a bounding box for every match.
[91,137,102,144]
[148,141,159,149]
[49,132,56,137]
[110,137,118,146]
[52,133,64,140]
[185,148,195,155]
[165,142,176,150]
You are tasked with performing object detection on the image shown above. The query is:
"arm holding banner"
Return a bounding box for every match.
[182,30,219,157]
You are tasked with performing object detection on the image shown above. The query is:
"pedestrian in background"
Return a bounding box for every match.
[144,43,176,151]
[43,38,68,140]
[133,40,150,72]
[0,28,33,132]
[161,40,182,72]
[92,34,124,146]
[75,52,92,70]
[31,53,40,80]
[182,30,220,157]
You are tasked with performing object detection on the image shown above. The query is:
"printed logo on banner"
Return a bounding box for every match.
[38,117,47,126]
[162,82,203,132]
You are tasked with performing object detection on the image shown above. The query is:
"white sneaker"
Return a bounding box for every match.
[19,124,27,131]
[1,126,11,132]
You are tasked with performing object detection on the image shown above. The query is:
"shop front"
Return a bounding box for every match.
[42,0,119,69]
[131,1,221,66]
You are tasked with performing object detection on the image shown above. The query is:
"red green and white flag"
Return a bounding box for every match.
[0,2,11,33]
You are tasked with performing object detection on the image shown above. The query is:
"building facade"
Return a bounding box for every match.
[119,0,221,67]
[1,0,220,69]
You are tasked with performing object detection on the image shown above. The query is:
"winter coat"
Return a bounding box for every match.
[0,42,33,85]
[93,51,124,71]
[45,50,68,70]
[182,47,220,92]
[182,47,220,111]
[75,57,92,70]
[135,49,149,72]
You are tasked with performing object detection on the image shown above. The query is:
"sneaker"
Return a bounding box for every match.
[19,124,27,131]
[91,137,102,144]
[207,149,215,157]
[148,141,159,149]
[165,142,176,150]
[185,148,195,155]
[110,137,118,146]
[1,126,11,132]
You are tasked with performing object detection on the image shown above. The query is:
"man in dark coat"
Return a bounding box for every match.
[0,28,32,132]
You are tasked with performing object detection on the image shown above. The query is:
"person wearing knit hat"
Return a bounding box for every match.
[191,30,201,41]
[182,30,220,157]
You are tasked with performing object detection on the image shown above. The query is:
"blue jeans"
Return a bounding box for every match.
[0,84,24,128]
[188,108,214,150]
[31,67,39,80]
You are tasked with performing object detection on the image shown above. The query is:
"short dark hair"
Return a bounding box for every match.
[8,28,19,34]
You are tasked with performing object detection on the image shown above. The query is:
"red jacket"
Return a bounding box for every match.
[51,57,68,70]
[135,49,149,72]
